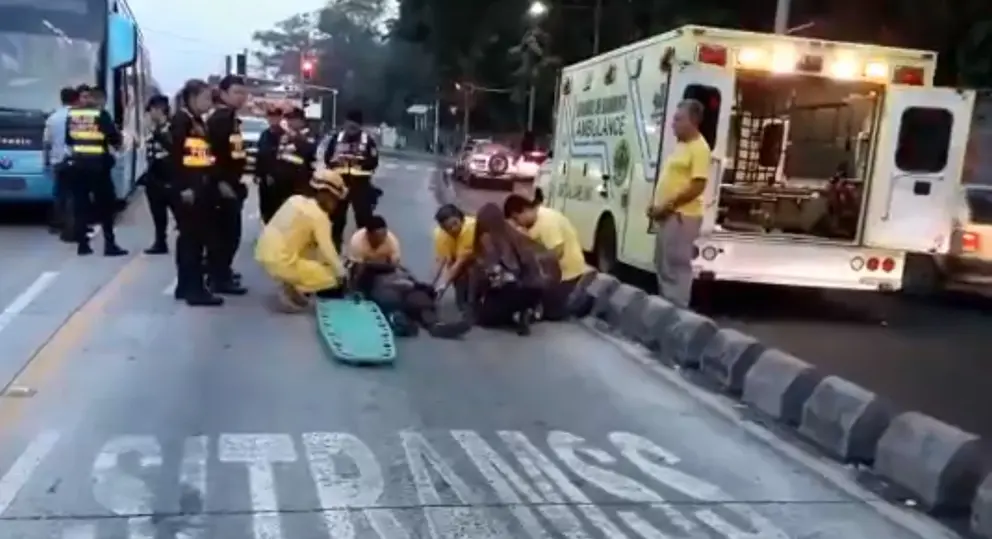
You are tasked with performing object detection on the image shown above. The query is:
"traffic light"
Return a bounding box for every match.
[301,59,315,81]
[235,53,247,76]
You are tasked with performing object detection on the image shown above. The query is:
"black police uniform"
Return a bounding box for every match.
[323,128,379,250]
[64,106,126,256]
[143,119,172,253]
[271,125,317,211]
[255,122,284,223]
[205,105,248,293]
[168,109,224,306]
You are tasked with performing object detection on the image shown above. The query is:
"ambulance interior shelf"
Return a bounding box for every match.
[709,74,883,241]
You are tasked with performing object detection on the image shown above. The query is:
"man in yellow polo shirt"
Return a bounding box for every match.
[504,194,589,320]
[647,99,710,308]
[432,204,476,306]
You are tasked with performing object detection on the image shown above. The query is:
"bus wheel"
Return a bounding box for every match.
[593,217,618,275]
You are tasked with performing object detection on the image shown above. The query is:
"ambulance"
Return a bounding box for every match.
[544,25,973,293]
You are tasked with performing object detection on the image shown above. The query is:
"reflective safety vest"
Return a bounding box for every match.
[65,108,106,157]
[329,131,372,176]
[229,132,246,160]
[277,130,310,166]
[145,123,169,164]
[183,137,214,168]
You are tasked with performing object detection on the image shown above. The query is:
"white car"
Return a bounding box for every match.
[239,116,268,173]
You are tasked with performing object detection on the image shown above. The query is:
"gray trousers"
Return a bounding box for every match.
[653,213,702,308]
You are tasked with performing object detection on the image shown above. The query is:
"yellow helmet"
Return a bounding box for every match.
[310,169,348,200]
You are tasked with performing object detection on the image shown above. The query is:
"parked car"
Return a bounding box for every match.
[451,138,547,190]
[944,184,992,286]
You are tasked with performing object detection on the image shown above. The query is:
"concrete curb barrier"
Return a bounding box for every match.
[698,328,765,395]
[974,474,992,538]
[660,309,718,368]
[603,284,648,338]
[573,270,989,530]
[798,376,893,463]
[632,296,678,350]
[875,412,985,513]
[742,348,822,426]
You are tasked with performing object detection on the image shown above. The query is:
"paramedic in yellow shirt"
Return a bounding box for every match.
[647,99,710,308]
[432,204,476,306]
[255,170,350,312]
[504,194,590,320]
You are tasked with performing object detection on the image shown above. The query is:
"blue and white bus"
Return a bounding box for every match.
[0,0,153,206]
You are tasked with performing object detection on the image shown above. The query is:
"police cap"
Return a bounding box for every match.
[283,107,305,120]
[145,94,170,112]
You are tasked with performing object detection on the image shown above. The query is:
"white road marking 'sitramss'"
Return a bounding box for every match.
[219,434,297,539]
[547,431,697,537]
[303,432,409,539]
[176,435,209,539]
[92,435,162,539]
[400,431,510,539]
[0,271,58,335]
[498,431,629,539]
[0,430,59,516]
[610,432,790,539]
[452,431,589,539]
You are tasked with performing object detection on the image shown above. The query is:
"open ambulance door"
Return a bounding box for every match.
[862,87,975,254]
[620,63,733,268]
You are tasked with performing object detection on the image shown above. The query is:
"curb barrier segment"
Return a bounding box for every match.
[632,295,678,350]
[742,348,823,426]
[875,412,985,513]
[566,271,599,318]
[660,309,718,368]
[698,328,766,395]
[586,273,621,319]
[798,376,893,464]
[973,473,992,538]
[604,284,648,337]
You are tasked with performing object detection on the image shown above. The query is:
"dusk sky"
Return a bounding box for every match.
[129,0,329,95]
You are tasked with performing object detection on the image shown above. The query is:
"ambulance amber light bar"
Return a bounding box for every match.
[697,44,728,66]
[893,66,924,85]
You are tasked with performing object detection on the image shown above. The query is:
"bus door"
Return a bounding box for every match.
[620,63,733,269]
[862,87,975,254]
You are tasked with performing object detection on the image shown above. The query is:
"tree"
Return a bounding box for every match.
[251,14,314,77]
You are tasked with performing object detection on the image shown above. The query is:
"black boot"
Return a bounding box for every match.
[144,239,168,255]
[104,244,129,257]
[77,241,94,255]
[426,318,473,339]
[184,288,224,306]
[209,277,247,296]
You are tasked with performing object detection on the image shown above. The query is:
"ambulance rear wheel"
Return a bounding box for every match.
[901,253,943,298]
[593,216,618,275]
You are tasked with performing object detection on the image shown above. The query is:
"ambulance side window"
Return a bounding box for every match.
[682,84,721,149]
[895,107,952,174]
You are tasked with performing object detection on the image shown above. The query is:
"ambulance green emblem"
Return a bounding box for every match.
[613,139,631,186]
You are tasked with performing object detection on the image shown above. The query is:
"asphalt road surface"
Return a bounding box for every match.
[0,156,962,538]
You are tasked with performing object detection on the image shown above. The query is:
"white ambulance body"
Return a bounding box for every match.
[545,25,974,293]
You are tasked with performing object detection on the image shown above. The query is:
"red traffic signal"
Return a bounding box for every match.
[301,59,315,80]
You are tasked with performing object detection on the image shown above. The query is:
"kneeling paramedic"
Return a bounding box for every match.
[206,75,249,295]
[324,109,379,250]
[65,86,127,256]
[347,216,471,339]
[271,107,317,206]
[255,170,349,312]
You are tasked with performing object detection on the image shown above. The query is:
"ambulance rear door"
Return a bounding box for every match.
[862,87,975,254]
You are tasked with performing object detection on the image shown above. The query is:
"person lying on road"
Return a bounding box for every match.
[255,170,349,312]
[347,216,471,339]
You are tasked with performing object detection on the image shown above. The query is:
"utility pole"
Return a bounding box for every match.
[773,0,790,34]
[526,86,536,131]
[592,0,602,54]
[462,87,470,139]
[432,91,440,154]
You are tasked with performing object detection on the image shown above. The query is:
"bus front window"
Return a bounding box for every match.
[0,0,103,114]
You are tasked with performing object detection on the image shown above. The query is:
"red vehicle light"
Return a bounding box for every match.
[697,44,727,66]
[893,66,924,85]
[962,231,981,252]
[881,258,895,272]
[866,257,880,271]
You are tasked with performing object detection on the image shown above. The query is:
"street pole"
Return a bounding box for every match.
[462,88,470,139]
[592,0,602,54]
[330,90,338,130]
[432,93,440,154]
[526,84,536,131]
[773,0,790,34]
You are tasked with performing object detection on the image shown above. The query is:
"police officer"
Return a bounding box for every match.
[169,79,224,307]
[323,109,379,250]
[142,95,173,254]
[205,75,249,295]
[271,107,317,207]
[255,107,284,223]
[65,85,127,256]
